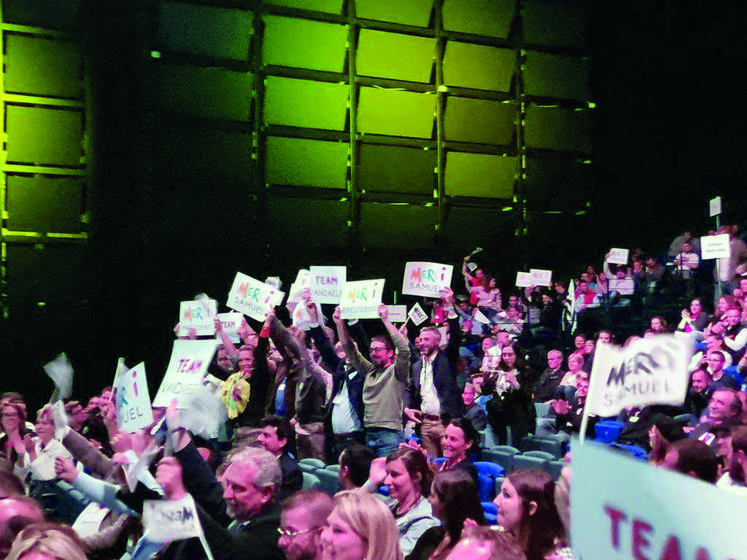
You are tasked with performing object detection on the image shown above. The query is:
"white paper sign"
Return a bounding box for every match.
[310,266,347,304]
[709,196,722,217]
[288,269,311,305]
[530,268,553,285]
[227,272,285,321]
[216,312,242,344]
[386,305,407,323]
[179,299,217,337]
[473,309,490,324]
[408,302,428,326]
[515,271,534,288]
[153,339,218,407]
[700,234,731,260]
[340,279,385,320]
[586,335,692,417]
[143,495,202,542]
[114,363,153,432]
[572,443,747,560]
[607,248,630,265]
[402,262,453,298]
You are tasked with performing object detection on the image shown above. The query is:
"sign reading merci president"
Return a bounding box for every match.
[340,279,385,320]
[227,272,285,321]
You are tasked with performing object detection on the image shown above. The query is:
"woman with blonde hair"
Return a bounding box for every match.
[321,491,402,560]
[6,522,88,560]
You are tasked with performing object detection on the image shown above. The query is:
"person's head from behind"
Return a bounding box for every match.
[369,336,395,368]
[445,526,526,560]
[0,496,44,559]
[728,427,747,484]
[428,470,485,543]
[257,416,290,456]
[493,470,564,558]
[662,439,719,484]
[321,491,401,560]
[384,447,432,502]
[5,522,86,560]
[279,489,334,560]
[338,443,375,491]
[0,472,25,500]
[220,447,280,522]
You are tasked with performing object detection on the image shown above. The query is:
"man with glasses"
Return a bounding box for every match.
[532,350,566,404]
[334,303,411,457]
[278,489,334,560]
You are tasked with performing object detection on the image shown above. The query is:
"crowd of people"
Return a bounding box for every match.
[2,225,747,560]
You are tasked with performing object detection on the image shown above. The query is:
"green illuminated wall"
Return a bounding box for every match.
[148,0,593,272]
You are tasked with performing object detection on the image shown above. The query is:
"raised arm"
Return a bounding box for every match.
[379,304,411,382]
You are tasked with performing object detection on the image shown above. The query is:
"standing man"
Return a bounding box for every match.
[404,288,464,457]
[334,304,410,457]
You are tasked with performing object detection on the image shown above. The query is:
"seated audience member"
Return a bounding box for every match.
[677,298,710,335]
[689,388,744,445]
[704,351,740,393]
[257,416,303,501]
[0,496,45,558]
[493,470,571,560]
[409,469,486,560]
[365,448,440,556]
[278,489,334,560]
[445,525,526,560]
[531,350,566,405]
[536,374,595,442]
[714,307,747,363]
[5,522,88,560]
[555,353,585,401]
[63,401,89,435]
[321,491,401,560]
[461,382,487,432]
[689,334,733,372]
[649,316,669,334]
[661,439,720,484]
[338,443,375,491]
[717,427,747,496]
[434,419,479,483]
[685,369,711,421]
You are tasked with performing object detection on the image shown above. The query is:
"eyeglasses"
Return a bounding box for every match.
[277,527,323,539]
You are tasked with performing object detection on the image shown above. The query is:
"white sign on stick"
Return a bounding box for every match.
[572,443,747,560]
[386,305,407,323]
[216,312,242,344]
[114,363,153,432]
[607,248,630,265]
[143,495,202,542]
[310,266,346,304]
[700,234,731,260]
[585,334,692,417]
[408,302,428,326]
[340,279,385,320]
[709,196,722,217]
[515,271,534,288]
[227,272,285,321]
[179,299,217,337]
[402,262,453,298]
[530,268,553,286]
[153,339,218,407]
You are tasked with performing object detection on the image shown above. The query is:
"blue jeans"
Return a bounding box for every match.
[366,427,404,457]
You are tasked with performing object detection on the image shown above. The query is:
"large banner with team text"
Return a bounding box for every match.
[585,335,692,417]
[572,443,746,560]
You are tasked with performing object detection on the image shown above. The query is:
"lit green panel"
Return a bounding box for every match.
[358,88,435,138]
[356,0,434,27]
[6,175,83,233]
[443,43,514,91]
[445,98,515,144]
[442,0,514,38]
[6,106,82,167]
[359,144,436,195]
[266,137,348,188]
[263,16,347,72]
[523,0,587,49]
[360,202,437,249]
[267,198,349,250]
[265,0,343,14]
[357,30,435,82]
[264,77,348,130]
[445,152,516,198]
[154,65,253,121]
[525,106,592,153]
[158,2,253,60]
[525,158,593,211]
[5,34,83,99]
[524,52,588,101]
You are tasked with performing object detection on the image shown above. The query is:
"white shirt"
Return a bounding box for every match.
[419,355,441,415]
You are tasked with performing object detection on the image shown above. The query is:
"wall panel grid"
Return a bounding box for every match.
[149,0,592,241]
